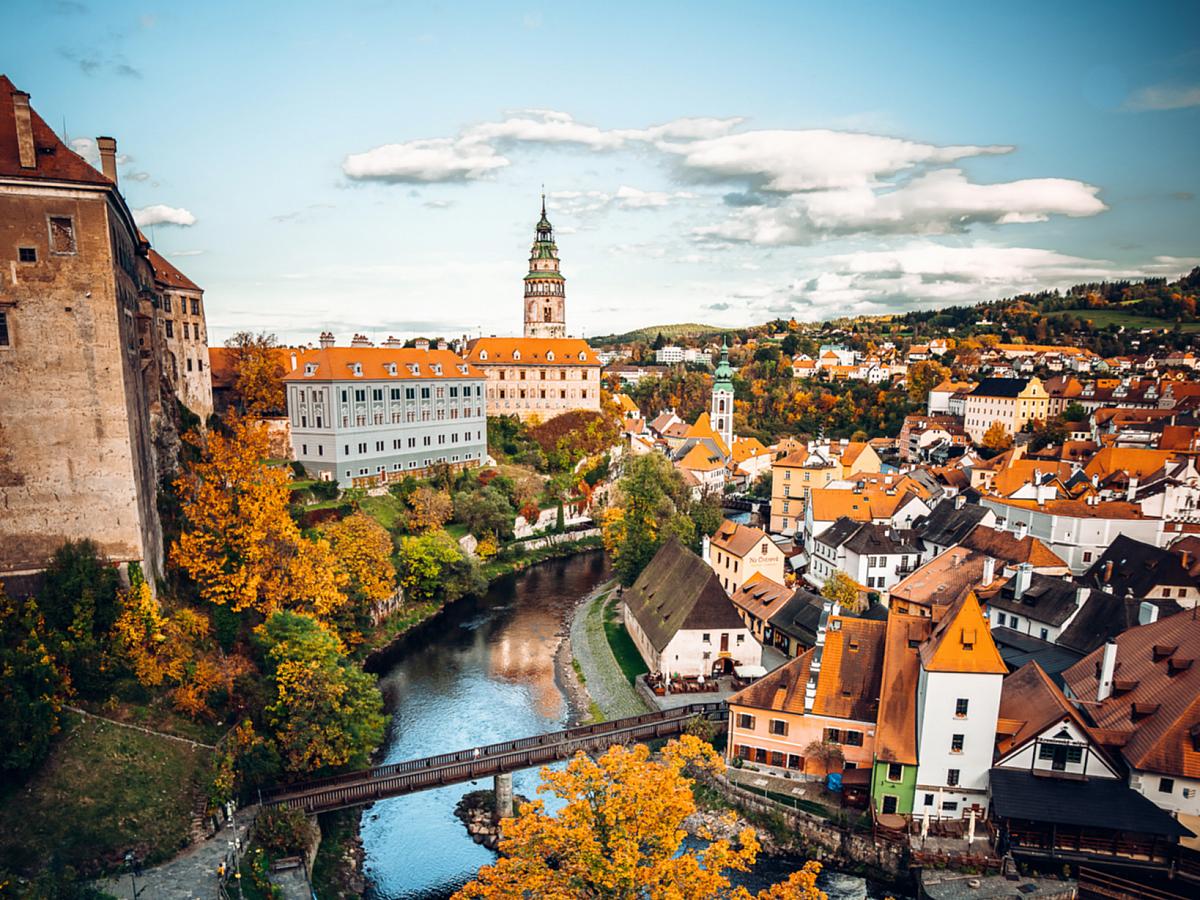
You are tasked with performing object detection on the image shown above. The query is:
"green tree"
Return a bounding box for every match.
[604,454,695,586]
[37,540,121,698]
[257,611,385,774]
[0,587,70,774]
[397,531,467,602]
[1061,402,1088,422]
[453,487,515,540]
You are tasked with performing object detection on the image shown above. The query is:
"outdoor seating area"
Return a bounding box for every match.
[645,672,721,696]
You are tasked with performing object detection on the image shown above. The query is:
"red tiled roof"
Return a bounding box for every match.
[148,248,201,292]
[0,75,110,185]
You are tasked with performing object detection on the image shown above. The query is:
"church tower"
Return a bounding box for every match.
[711,338,735,452]
[523,194,567,339]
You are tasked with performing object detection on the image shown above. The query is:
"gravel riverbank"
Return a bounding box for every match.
[565,581,651,721]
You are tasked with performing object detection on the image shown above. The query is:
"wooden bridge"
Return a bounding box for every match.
[261,702,726,814]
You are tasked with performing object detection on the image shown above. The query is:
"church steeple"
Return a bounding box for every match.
[524,193,567,339]
[711,336,735,452]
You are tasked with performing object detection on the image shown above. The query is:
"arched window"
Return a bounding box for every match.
[544,306,552,322]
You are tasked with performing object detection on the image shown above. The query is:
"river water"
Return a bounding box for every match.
[361,551,877,900]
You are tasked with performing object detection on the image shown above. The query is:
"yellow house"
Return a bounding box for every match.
[706,519,785,595]
[770,448,838,534]
[963,377,1049,443]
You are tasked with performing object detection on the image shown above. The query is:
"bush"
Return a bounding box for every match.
[289,461,307,478]
[310,480,340,502]
[256,805,312,858]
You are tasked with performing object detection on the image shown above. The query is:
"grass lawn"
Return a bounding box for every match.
[1050,308,1200,332]
[601,593,649,685]
[0,711,209,875]
[357,492,407,531]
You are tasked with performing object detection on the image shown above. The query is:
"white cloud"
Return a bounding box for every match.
[70,137,99,167]
[1125,84,1200,111]
[166,249,205,257]
[660,128,1011,193]
[133,204,196,227]
[697,168,1105,244]
[614,185,697,209]
[342,137,508,183]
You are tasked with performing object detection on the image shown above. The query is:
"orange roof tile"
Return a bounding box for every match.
[281,346,483,382]
[1084,447,1177,481]
[711,520,771,557]
[464,337,599,366]
[919,592,1007,675]
[678,442,725,473]
[148,248,201,293]
[875,613,929,764]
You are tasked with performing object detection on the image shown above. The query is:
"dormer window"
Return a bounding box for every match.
[432,363,443,375]
[547,351,555,361]
[407,363,420,376]
[479,350,488,360]
[352,363,363,376]
[513,350,521,361]
[457,364,469,374]
[304,363,317,376]
[386,363,398,376]
[580,351,587,360]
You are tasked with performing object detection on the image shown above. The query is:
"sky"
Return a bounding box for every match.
[5,1,1200,344]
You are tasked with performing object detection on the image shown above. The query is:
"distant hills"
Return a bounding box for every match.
[589,323,725,347]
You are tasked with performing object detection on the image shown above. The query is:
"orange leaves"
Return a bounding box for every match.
[225,331,286,417]
[453,737,827,900]
[323,512,396,605]
[407,486,454,532]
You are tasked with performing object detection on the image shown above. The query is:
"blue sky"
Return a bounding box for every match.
[6,1,1199,343]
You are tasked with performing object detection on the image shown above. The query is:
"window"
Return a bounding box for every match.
[955,698,969,718]
[943,801,959,812]
[1159,777,1175,794]
[190,298,200,315]
[769,719,788,737]
[887,763,903,782]
[843,730,863,747]
[924,793,934,806]
[702,633,711,643]
[17,247,36,262]
[183,322,190,340]
[48,215,76,254]
[355,389,366,402]
[1040,627,1049,640]
[735,714,755,730]
[951,734,964,753]
[164,320,174,338]
[0,311,10,347]
[946,769,960,787]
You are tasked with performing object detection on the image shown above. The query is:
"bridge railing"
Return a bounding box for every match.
[261,701,726,809]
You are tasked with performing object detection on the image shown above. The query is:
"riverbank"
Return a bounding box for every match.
[566,580,652,721]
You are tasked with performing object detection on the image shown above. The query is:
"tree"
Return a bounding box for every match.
[37,540,120,698]
[906,359,949,403]
[803,739,844,777]
[603,454,695,586]
[225,331,285,417]
[454,736,826,900]
[820,571,860,613]
[407,486,453,532]
[173,413,345,617]
[453,486,515,540]
[0,587,69,774]
[981,421,1013,451]
[397,531,465,602]
[324,512,396,606]
[1061,402,1088,422]
[257,611,385,774]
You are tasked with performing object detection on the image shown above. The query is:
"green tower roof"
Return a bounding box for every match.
[713,337,734,391]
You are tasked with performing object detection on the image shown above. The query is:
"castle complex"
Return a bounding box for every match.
[0,76,211,585]
[465,198,600,421]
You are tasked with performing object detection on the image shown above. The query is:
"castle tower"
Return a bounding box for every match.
[711,337,735,452]
[523,194,567,339]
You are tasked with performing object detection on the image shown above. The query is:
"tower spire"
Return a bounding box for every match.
[541,185,546,218]
[524,194,566,338]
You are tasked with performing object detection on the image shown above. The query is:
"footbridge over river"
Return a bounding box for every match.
[261,703,726,815]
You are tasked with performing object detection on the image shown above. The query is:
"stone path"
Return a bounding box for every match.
[569,582,651,720]
[95,812,252,900]
[64,705,217,749]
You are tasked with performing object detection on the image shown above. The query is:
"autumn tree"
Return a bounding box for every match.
[173,413,345,618]
[981,421,1014,451]
[225,331,285,417]
[803,739,845,776]
[256,611,385,774]
[604,453,696,586]
[324,512,396,606]
[407,486,454,532]
[821,571,860,613]
[0,586,69,774]
[454,735,826,900]
[453,486,515,540]
[906,359,950,403]
[397,531,468,602]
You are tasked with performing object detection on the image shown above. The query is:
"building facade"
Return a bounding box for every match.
[465,337,601,421]
[0,76,207,583]
[710,340,735,453]
[148,248,212,421]
[284,342,487,487]
[523,195,566,339]
[963,376,1049,442]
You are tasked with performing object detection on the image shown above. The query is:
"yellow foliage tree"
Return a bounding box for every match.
[173,413,346,618]
[821,570,861,613]
[324,512,396,605]
[407,486,454,532]
[225,331,285,417]
[981,421,1014,451]
[453,735,827,900]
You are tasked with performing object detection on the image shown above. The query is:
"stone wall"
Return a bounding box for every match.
[0,187,165,578]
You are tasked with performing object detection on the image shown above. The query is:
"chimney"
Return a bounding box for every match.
[289,351,297,371]
[350,333,372,348]
[318,331,335,349]
[1103,560,1114,584]
[701,534,711,565]
[1075,586,1089,608]
[1126,476,1139,503]
[982,556,996,585]
[382,336,404,348]
[1013,563,1033,600]
[437,339,448,351]
[96,136,118,184]
[1036,482,1052,506]
[1138,601,1159,626]
[1097,640,1118,702]
[12,91,36,169]
[415,338,430,351]
[1014,521,1029,541]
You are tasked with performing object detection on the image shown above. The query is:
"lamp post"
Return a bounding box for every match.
[123,851,144,898]
[229,835,246,900]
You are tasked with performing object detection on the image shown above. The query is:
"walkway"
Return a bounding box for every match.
[95,813,251,900]
[262,703,724,815]
[569,582,651,719]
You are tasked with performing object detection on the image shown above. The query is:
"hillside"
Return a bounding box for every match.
[590,323,723,346]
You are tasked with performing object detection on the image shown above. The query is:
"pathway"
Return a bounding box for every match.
[64,705,216,750]
[569,582,651,720]
[94,813,251,900]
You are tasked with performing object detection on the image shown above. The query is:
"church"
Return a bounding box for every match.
[465,198,601,421]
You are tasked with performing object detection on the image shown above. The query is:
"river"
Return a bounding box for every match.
[361,551,877,900]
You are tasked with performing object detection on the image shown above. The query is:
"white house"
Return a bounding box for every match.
[622,539,762,678]
[913,593,1007,819]
[705,520,785,596]
[808,518,920,595]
